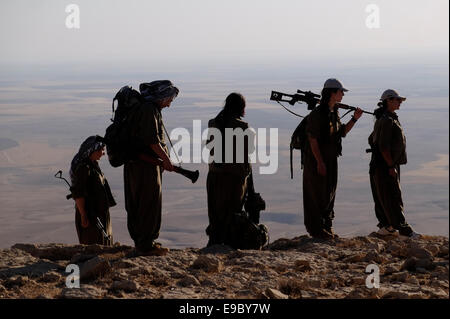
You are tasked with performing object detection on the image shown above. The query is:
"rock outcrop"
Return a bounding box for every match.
[0,234,448,299]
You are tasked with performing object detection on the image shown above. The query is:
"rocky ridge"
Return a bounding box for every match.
[0,233,448,299]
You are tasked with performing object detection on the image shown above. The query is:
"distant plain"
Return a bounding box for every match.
[0,63,448,248]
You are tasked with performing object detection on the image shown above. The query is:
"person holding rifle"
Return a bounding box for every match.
[368,89,420,239]
[124,80,178,256]
[303,79,363,239]
[70,135,116,246]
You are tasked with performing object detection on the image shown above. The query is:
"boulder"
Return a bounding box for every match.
[294,260,312,272]
[0,284,7,294]
[383,265,399,275]
[60,285,104,299]
[79,256,111,281]
[407,247,433,260]
[406,277,419,285]
[265,288,289,299]
[401,257,418,271]
[191,255,223,273]
[438,245,449,257]
[126,267,152,276]
[345,287,380,299]
[39,271,62,283]
[425,244,440,257]
[382,290,411,299]
[111,280,140,292]
[364,251,385,264]
[416,258,434,270]
[177,275,200,287]
[390,271,409,282]
[4,276,29,288]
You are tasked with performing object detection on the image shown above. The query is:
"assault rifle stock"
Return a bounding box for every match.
[138,154,199,183]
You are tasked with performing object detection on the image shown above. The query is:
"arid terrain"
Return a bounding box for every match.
[0,233,448,299]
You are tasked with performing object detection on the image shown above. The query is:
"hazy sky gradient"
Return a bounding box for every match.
[1,0,448,67]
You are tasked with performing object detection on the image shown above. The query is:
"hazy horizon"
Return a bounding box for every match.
[0,1,448,248]
[0,61,448,249]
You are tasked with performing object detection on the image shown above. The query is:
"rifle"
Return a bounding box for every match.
[244,171,266,224]
[95,217,112,246]
[270,89,374,117]
[138,154,199,183]
[54,170,112,245]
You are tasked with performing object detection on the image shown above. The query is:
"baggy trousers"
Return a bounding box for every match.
[206,167,248,246]
[370,165,412,236]
[302,155,337,236]
[124,160,162,251]
[75,208,112,246]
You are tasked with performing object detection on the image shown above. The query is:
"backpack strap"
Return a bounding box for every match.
[111,98,117,122]
[161,121,181,164]
[290,143,293,179]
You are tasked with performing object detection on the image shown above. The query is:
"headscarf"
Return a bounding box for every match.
[70,135,105,179]
[139,80,179,104]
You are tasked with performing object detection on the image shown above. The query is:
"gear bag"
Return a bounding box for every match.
[226,210,269,250]
[103,86,143,167]
[290,115,309,179]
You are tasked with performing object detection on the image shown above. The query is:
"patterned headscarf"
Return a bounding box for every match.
[139,80,179,103]
[70,135,105,179]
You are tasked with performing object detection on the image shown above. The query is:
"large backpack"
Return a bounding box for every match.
[226,210,269,250]
[103,86,143,167]
[290,115,309,179]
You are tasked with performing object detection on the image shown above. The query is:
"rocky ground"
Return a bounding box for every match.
[0,233,448,299]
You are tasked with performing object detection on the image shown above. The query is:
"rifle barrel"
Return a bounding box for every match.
[337,103,374,115]
[272,90,374,115]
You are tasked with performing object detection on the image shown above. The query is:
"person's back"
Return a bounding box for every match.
[207,113,252,174]
[205,93,253,246]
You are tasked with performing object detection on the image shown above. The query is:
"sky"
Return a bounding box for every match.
[0,0,448,68]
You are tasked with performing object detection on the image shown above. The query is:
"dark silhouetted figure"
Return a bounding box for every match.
[124,80,179,256]
[70,136,115,245]
[205,92,256,246]
[303,79,362,239]
[369,89,420,239]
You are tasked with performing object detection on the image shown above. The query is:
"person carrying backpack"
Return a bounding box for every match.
[205,93,258,247]
[123,80,179,256]
[303,79,363,239]
[368,89,420,239]
[70,135,116,246]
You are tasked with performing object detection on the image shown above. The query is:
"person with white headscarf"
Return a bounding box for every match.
[70,135,116,245]
[123,80,179,256]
